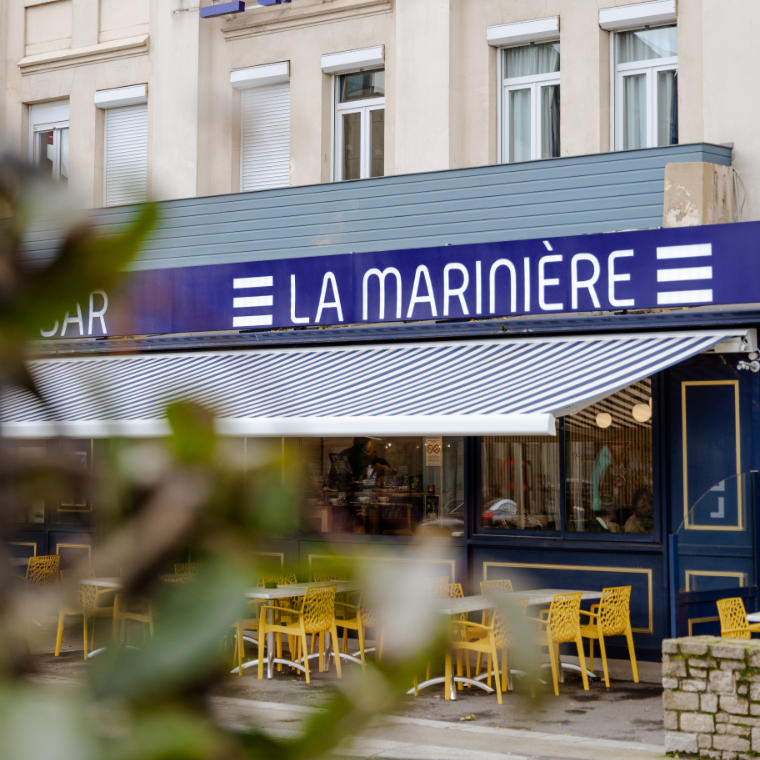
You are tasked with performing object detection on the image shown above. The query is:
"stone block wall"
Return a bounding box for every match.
[663,636,760,758]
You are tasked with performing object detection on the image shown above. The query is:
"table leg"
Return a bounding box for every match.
[266,607,274,679]
[112,594,120,642]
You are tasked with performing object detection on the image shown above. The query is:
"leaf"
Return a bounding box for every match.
[2,203,157,341]
[165,401,216,465]
[89,558,248,703]
[0,683,98,760]
[104,707,230,760]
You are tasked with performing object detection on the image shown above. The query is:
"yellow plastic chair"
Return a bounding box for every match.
[475,579,514,674]
[25,554,60,585]
[232,570,297,676]
[532,591,589,696]
[55,584,115,660]
[417,581,467,693]
[579,585,639,687]
[233,600,262,676]
[334,596,366,665]
[257,584,341,684]
[480,578,514,595]
[112,594,154,644]
[451,611,513,704]
[717,597,760,639]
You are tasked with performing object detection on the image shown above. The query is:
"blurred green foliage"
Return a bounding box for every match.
[0,154,453,760]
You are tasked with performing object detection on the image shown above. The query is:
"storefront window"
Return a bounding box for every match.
[565,379,653,534]
[298,436,464,536]
[480,433,560,531]
[479,380,654,535]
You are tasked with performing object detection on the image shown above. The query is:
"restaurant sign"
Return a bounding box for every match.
[40,220,760,339]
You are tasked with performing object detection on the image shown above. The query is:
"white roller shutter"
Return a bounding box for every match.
[241,83,290,192]
[104,104,148,206]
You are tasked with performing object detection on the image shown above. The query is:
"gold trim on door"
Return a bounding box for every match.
[8,541,37,557]
[682,381,742,531]
[482,560,654,633]
[684,569,747,592]
[252,551,285,567]
[308,552,456,580]
[688,615,719,635]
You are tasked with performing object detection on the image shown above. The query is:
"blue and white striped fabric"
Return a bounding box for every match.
[0,330,743,438]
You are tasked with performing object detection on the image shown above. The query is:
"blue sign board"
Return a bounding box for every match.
[40,221,760,339]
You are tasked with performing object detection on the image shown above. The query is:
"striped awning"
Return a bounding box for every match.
[0,329,749,438]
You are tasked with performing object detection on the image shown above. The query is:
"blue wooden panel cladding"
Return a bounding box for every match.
[23,144,731,271]
[676,586,759,638]
[472,545,664,660]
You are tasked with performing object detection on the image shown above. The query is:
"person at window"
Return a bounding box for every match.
[340,437,397,484]
[624,488,654,533]
[596,503,621,533]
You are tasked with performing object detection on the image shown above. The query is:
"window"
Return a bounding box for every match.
[240,83,290,191]
[615,25,678,150]
[232,62,291,192]
[103,104,148,206]
[501,43,560,163]
[29,101,69,183]
[479,380,654,535]
[299,435,463,536]
[481,433,560,530]
[565,379,653,534]
[95,85,148,207]
[334,69,384,181]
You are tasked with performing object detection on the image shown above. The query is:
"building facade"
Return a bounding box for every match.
[3,0,760,661]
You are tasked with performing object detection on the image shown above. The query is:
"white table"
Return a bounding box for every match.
[746,611,760,623]
[234,582,358,678]
[409,588,603,700]
[81,577,122,589]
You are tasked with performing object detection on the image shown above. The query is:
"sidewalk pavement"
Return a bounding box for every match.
[40,626,666,760]
[212,695,665,760]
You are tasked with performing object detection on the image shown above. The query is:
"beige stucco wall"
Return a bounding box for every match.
[394,0,450,173]
[198,0,394,195]
[1,0,756,213]
[702,0,760,221]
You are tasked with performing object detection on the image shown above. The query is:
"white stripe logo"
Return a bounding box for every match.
[232,275,274,327]
[655,243,713,305]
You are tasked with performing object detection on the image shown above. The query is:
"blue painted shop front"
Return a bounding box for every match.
[8,144,760,662]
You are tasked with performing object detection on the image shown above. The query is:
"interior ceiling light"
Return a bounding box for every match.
[595,412,612,429]
[632,399,653,423]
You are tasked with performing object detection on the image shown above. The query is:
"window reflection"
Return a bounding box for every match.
[298,436,464,536]
[481,433,560,531]
[565,379,653,534]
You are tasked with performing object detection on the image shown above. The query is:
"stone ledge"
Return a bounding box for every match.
[664,636,760,759]
[18,34,149,74]
[222,0,391,40]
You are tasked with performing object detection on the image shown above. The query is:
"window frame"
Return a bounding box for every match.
[29,101,70,182]
[474,380,659,543]
[613,27,678,150]
[498,45,560,164]
[333,71,385,181]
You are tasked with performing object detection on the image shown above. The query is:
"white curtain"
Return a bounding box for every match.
[509,89,531,162]
[657,69,677,146]
[540,84,560,158]
[505,43,559,78]
[623,73,646,150]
